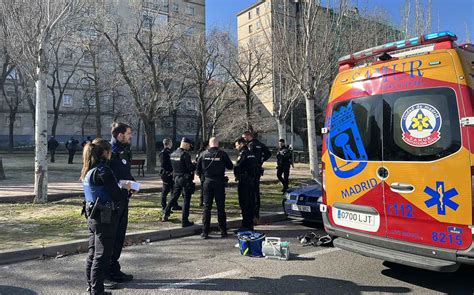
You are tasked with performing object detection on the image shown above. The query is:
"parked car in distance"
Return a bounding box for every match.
[282,179,323,222]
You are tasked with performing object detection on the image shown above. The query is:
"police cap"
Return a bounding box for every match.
[181,137,193,144]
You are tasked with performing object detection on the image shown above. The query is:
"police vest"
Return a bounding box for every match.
[83,165,112,204]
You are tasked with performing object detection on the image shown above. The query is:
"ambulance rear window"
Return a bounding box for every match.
[383,88,461,161]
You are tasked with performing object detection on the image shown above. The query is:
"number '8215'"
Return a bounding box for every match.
[432,232,463,246]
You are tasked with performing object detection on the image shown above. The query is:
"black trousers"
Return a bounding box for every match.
[68,149,75,164]
[238,177,255,230]
[199,177,205,206]
[164,176,192,224]
[277,166,290,190]
[49,149,56,163]
[161,177,176,209]
[86,216,116,295]
[202,179,226,235]
[254,172,262,219]
[110,201,128,276]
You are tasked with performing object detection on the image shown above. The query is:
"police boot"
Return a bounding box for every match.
[161,215,169,222]
[182,220,194,227]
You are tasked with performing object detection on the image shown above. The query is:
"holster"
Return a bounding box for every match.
[86,201,115,224]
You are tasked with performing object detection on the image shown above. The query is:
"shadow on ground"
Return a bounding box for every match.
[0,285,38,295]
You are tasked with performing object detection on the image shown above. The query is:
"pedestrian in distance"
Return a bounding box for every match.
[161,137,196,227]
[159,137,182,211]
[48,136,59,163]
[80,138,132,295]
[82,136,93,147]
[234,137,258,231]
[242,131,271,220]
[195,140,209,207]
[196,137,233,239]
[276,139,293,192]
[108,122,135,283]
[66,136,79,164]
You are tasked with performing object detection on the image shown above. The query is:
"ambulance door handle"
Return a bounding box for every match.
[390,182,415,193]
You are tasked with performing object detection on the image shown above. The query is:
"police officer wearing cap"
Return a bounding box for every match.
[162,137,195,227]
[196,137,233,239]
[234,137,258,231]
[242,131,271,219]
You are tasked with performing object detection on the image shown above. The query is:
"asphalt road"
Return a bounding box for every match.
[0,220,473,295]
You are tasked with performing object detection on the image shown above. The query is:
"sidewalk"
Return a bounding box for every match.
[0,153,312,202]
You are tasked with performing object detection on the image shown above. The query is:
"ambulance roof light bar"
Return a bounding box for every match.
[338,31,457,68]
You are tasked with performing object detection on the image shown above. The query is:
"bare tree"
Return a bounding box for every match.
[401,0,432,38]
[221,37,271,134]
[2,0,85,202]
[47,33,84,137]
[100,3,184,172]
[180,31,229,147]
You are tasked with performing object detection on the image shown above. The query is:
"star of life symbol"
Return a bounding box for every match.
[401,103,442,147]
[424,181,459,215]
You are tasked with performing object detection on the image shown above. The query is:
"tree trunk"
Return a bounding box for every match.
[93,56,102,138]
[34,57,48,203]
[143,119,157,173]
[172,110,177,144]
[194,118,201,150]
[51,111,59,137]
[0,157,5,180]
[276,117,287,142]
[200,110,207,147]
[245,94,254,133]
[305,98,319,180]
[8,111,16,153]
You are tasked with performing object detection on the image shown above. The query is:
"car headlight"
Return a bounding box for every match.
[317,196,323,203]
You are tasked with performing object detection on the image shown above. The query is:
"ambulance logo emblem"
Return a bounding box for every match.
[401,103,442,147]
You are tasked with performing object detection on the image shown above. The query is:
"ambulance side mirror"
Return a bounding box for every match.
[461,117,474,127]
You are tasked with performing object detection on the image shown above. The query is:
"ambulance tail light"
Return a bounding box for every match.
[338,31,457,71]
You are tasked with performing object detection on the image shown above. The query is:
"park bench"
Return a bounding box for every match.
[131,159,145,177]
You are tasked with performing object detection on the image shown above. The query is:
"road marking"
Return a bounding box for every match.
[298,247,341,258]
[159,269,242,290]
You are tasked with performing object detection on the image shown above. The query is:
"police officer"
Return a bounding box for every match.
[234,137,258,231]
[161,137,195,227]
[276,139,293,192]
[242,131,271,219]
[196,137,233,239]
[81,138,131,295]
[159,138,182,211]
[108,122,134,283]
[66,136,79,164]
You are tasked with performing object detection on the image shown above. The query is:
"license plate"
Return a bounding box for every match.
[291,204,311,212]
[336,209,374,225]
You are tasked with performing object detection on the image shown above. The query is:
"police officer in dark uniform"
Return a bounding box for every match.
[276,139,293,192]
[66,136,79,164]
[196,137,233,239]
[48,136,59,163]
[161,137,195,227]
[108,122,134,283]
[234,137,258,231]
[81,138,130,295]
[159,137,182,211]
[242,131,271,219]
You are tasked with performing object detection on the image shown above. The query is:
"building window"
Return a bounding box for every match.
[143,14,154,27]
[63,71,73,84]
[186,100,196,111]
[7,68,18,80]
[249,24,253,34]
[256,21,261,30]
[83,96,96,107]
[256,7,260,16]
[161,0,169,11]
[4,116,21,127]
[157,14,168,25]
[63,94,73,107]
[64,48,73,59]
[173,3,179,12]
[185,26,195,36]
[248,10,252,19]
[186,5,194,16]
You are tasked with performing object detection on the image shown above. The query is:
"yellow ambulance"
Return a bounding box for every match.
[321,31,474,272]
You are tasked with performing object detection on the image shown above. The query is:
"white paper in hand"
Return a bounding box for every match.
[119,180,141,192]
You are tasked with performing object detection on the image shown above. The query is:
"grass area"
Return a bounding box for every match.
[0,181,308,251]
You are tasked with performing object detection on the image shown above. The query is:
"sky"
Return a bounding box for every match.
[205,0,474,43]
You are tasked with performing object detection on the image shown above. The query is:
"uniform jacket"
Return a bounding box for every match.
[83,161,123,204]
[196,147,233,181]
[248,138,271,165]
[170,148,195,178]
[234,147,258,180]
[277,145,292,168]
[109,137,134,182]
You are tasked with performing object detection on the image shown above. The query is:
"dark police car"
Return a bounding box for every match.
[282,179,323,222]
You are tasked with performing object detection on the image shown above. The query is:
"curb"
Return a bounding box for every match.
[0,180,284,204]
[0,212,287,266]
